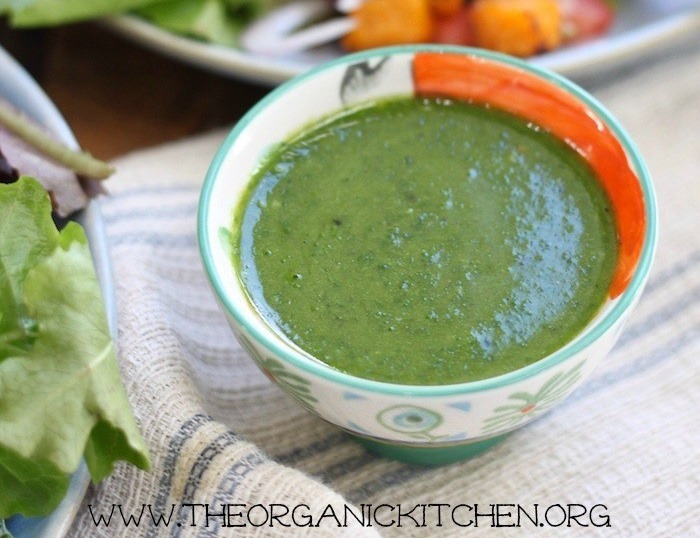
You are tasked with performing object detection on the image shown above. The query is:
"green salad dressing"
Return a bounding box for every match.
[235,97,618,385]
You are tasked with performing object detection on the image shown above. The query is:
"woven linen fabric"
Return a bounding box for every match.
[72,37,700,537]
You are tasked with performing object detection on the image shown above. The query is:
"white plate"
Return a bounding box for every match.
[0,45,116,538]
[103,0,700,85]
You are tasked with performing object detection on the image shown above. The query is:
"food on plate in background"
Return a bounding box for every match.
[0,0,286,47]
[0,0,616,58]
[342,0,433,52]
[342,0,566,55]
[559,0,617,45]
[334,0,615,55]
[244,0,616,57]
[469,0,562,57]
[135,0,288,47]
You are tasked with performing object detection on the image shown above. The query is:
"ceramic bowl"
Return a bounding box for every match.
[198,46,657,464]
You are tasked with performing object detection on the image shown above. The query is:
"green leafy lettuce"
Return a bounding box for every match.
[0,177,149,519]
[0,0,164,26]
[136,0,244,47]
[0,0,283,46]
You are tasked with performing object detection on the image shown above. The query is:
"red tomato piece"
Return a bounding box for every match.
[432,4,474,46]
[559,0,615,44]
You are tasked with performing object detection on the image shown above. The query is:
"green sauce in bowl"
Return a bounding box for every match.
[235,96,617,385]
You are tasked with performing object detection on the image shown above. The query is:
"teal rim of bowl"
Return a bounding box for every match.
[198,44,658,398]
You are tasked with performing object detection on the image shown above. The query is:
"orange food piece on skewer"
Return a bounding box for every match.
[471,0,562,57]
[430,0,462,17]
[342,0,433,51]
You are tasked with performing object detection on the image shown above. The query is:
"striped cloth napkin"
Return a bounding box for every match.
[72,36,699,537]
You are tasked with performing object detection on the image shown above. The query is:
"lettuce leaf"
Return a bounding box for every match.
[1,0,283,47]
[135,0,288,46]
[136,0,243,47]
[1,0,166,26]
[0,177,149,519]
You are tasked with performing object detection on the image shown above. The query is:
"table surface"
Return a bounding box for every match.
[0,20,270,160]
